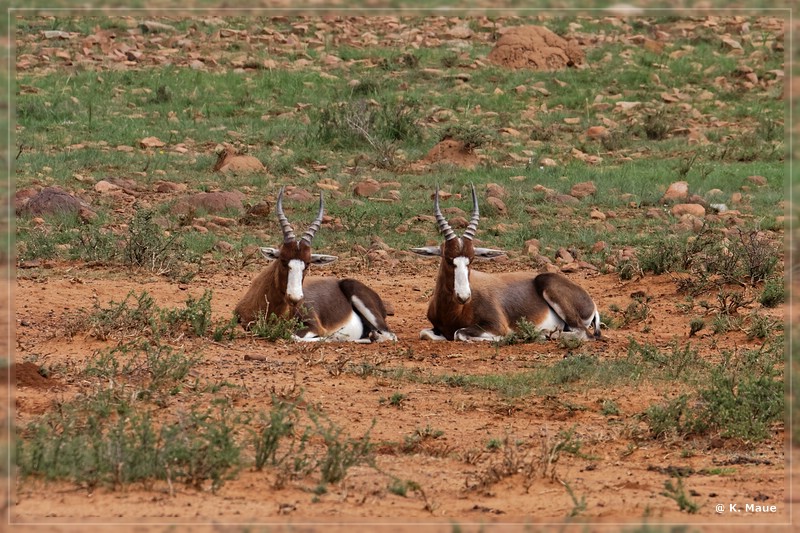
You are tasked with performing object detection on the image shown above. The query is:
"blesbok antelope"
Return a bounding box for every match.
[410,185,601,342]
[235,187,396,343]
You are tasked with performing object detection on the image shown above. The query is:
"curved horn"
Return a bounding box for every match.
[462,184,480,241]
[276,187,296,244]
[433,185,457,242]
[300,191,325,245]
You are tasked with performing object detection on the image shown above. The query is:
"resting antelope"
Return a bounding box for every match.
[235,187,396,343]
[410,186,601,342]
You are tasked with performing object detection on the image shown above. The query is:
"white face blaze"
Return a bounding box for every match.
[453,256,471,303]
[286,259,306,302]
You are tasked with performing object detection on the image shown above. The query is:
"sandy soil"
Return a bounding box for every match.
[6,256,792,531]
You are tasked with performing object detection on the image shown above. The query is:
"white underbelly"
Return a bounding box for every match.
[536,308,566,334]
[328,311,364,341]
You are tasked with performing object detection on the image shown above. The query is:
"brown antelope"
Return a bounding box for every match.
[410,185,601,342]
[235,187,396,343]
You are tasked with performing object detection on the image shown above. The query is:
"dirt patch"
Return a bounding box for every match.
[3,362,62,390]
[11,265,788,523]
[487,25,585,70]
[418,139,480,169]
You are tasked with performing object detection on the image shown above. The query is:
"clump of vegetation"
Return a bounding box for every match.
[124,208,197,280]
[309,410,375,485]
[72,290,215,342]
[661,476,701,513]
[758,277,786,308]
[438,123,493,152]
[495,318,544,346]
[249,311,305,341]
[310,98,421,168]
[645,344,784,442]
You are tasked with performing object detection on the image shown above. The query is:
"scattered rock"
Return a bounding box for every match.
[140,21,177,33]
[587,126,609,138]
[207,215,238,227]
[524,238,540,255]
[213,145,266,174]
[556,247,575,263]
[14,188,39,213]
[155,181,188,193]
[173,191,246,216]
[316,178,340,191]
[589,209,606,221]
[487,25,585,70]
[353,179,381,197]
[419,139,480,169]
[552,194,580,206]
[486,196,507,213]
[671,203,706,218]
[448,216,468,229]
[661,181,689,203]
[485,183,507,199]
[17,187,90,217]
[94,180,120,193]
[591,241,606,253]
[78,207,98,223]
[539,157,558,167]
[645,208,667,219]
[747,175,768,187]
[570,181,596,199]
[139,136,166,149]
[731,192,744,204]
[214,241,235,252]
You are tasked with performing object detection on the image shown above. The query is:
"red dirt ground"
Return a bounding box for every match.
[7,256,792,531]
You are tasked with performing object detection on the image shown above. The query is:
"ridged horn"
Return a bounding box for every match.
[300,192,325,245]
[276,187,296,244]
[462,184,480,241]
[433,185,457,242]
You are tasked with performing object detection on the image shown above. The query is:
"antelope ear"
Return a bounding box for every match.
[474,247,506,260]
[410,246,442,257]
[310,253,338,265]
[260,247,280,260]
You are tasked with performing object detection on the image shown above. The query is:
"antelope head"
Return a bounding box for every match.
[411,185,505,304]
[261,187,337,305]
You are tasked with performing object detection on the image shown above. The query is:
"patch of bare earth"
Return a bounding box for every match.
[487,25,585,70]
[10,260,789,527]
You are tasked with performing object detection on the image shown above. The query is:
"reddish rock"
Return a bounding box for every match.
[155,181,188,193]
[18,187,90,217]
[94,180,120,193]
[213,144,265,173]
[589,209,606,220]
[173,191,246,215]
[587,126,609,138]
[353,179,381,197]
[556,247,575,263]
[486,183,507,199]
[747,175,768,187]
[661,181,689,202]
[671,203,706,217]
[486,196,507,213]
[570,181,596,199]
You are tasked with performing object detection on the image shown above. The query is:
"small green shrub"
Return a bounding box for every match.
[309,410,375,484]
[124,207,196,279]
[249,311,305,341]
[438,123,492,151]
[661,476,700,513]
[758,278,786,308]
[495,318,544,346]
[251,396,305,471]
